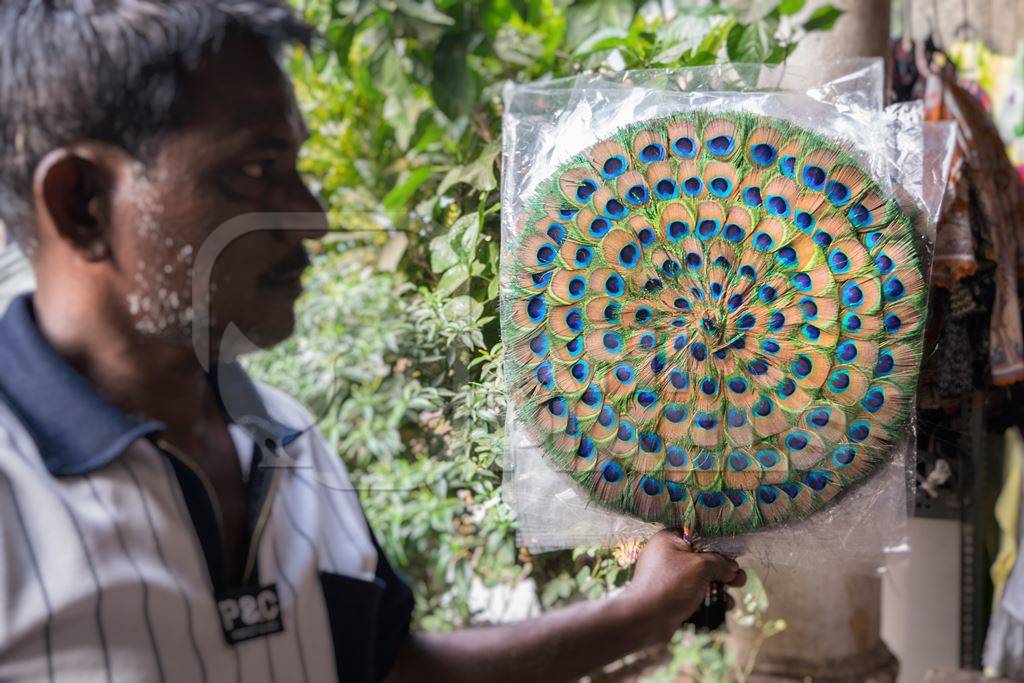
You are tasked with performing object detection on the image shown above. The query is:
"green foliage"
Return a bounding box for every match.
[249,0,838,673]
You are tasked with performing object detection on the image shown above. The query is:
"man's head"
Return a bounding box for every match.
[0,1,327,353]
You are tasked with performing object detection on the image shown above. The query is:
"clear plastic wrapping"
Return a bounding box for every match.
[500,60,956,572]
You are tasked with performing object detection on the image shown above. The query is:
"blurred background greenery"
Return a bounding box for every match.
[248,1,838,678]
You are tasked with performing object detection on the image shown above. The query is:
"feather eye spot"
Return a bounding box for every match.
[672,333,689,351]
[802,165,827,190]
[791,355,812,378]
[566,335,584,356]
[707,135,734,156]
[655,179,680,199]
[640,475,663,495]
[883,276,905,301]
[743,186,763,207]
[794,211,815,232]
[635,306,654,324]
[848,203,871,227]
[669,368,690,390]
[875,350,894,377]
[531,271,553,288]
[601,155,627,179]
[739,264,758,280]
[864,231,883,250]
[737,313,757,330]
[664,403,688,423]
[780,156,796,178]
[728,294,745,312]
[813,230,833,249]
[558,207,577,220]
[602,331,622,351]
[697,219,721,239]
[547,223,567,244]
[841,282,863,307]
[576,179,598,202]
[589,217,611,238]
[751,143,777,166]
[573,246,594,268]
[749,359,769,376]
[848,420,871,442]
[728,377,749,394]
[832,445,857,467]
[861,388,885,412]
[769,311,786,332]
[565,308,584,333]
[547,396,567,416]
[804,471,830,492]
[577,436,595,459]
[727,408,747,427]
[682,177,702,196]
[698,491,725,508]
[777,378,797,397]
[667,220,689,241]
[691,342,708,362]
[665,481,687,502]
[827,370,850,392]
[617,421,636,441]
[785,432,809,451]
[709,177,732,197]
[639,332,657,349]
[618,243,640,268]
[759,285,778,303]
[604,199,627,219]
[685,252,702,269]
[837,340,858,362]
[605,273,624,297]
[570,360,590,380]
[639,432,662,453]
[529,333,549,356]
[597,405,616,427]
[883,312,903,334]
[842,312,862,332]
[874,253,894,275]
[792,272,812,291]
[762,339,780,354]
[613,364,635,384]
[535,362,554,388]
[581,384,602,406]
[640,144,665,162]
[536,244,557,265]
[650,353,667,374]
[723,223,745,242]
[700,377,718,396]
[766,195,791,218]
[753,232,775,251]
[808,408,831,428]
[603,302,621,323]
[626,184,649,205]
[526,296,547,323]
[567,276,587,300]
[637,227,655,246]
[828,249,850,273]
[757,486,778,504]
[801,323,821,341]
[775,246,798,267]
[826,180,851,205]
[710,282,723,299]
[695,413,717,430]
[601,460,623,482]
[728,451,751,471]
[672,136,696,158]
[756,449,780,468]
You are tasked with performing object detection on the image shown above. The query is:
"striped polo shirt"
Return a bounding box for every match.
[0,294,413,682]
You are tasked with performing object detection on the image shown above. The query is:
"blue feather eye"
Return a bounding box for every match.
[668,368,689,390]
[750,143,777,166]
[828,249,851,274]
[526,296,547,323]
[576,436,595,459]
[808,407,831,428]
[558,206,577,220]
[709,177,733,198]
[707,135,734,155]
[639,143,665,162]
[766,194,791,218]
[874,253,894,275]
[842,312,862,333]
[723,223,745,242]
[728,294,744,312]
[605,273,624,297]
[848,202,872,227]
[640,475,663,495]
[794,211,815,232]
[581,384,602,406]
[576,179,598,202]
[663,403,688,423]
[528,333,549,356]
[841,282,864,308]
[685,251,702,269]
[791,272,812,291]
[547,396,567,416]
[801,165,827,191]
[798,298,818,320]
[742,186,763,206]
[813,229,833,249]
[791,355,812,378]
[602,331,622,352]
[757,486,778,504]
[613,363,635,384]
[601,461,623,482]
[573,246,594,268]
[626,184,649,204]
[756,449,780,468]
[666,220,689,242]
[727,408,747,427]
[535,362,555,388]
[883,312,903,334]
[690,342,707,362]
[883,276,905,301]
[635,306,653,324]
[617,243,640,269]
[780,156,796,178]
[826,179,851,205]
[832,445,857,467]
[875,350,895,377]
[601,155,627,179]
[671,136,696,158]
[603,198,627,219]
[695,413,718,430]
[655,178,680,199]
[775,246,798,267]
[588,217,611,238]
[546,223,567,244]
[836,340,858,362]
[566,275,587,300]
[531,271,552,288]
[752,231,775,251]
[769,311,786,331]
[861,387,885,412]
[728,450,751,470]
[682,176,702,196]
[847,420,871,442]
[637,227,655,246]
[727,377,749,394]
[697,219,721,239]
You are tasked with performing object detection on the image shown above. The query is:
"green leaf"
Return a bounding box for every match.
[393,0,455,26]
[429,232,459,273]
[564,0,634,52]
[382,166,434,212]
[572,28,629,58]
[725,18,777,63]
[777,0,805,15]
[803,5,842,31]
[432,33,479,120]
[438,143,500,195]
[436,263,469,296]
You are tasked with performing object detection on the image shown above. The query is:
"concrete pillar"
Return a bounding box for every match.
[725,2,897,681]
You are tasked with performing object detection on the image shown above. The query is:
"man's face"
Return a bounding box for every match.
[104,34,325,352]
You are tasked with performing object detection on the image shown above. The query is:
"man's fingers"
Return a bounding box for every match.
[727,568,747,588]
[724,593,735,611]
[699,553,739,582]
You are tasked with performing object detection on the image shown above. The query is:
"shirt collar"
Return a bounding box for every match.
[0,293,301,477]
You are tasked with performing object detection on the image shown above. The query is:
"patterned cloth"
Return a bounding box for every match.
[925,71,1024,386]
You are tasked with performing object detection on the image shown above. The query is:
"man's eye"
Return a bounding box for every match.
[240,161,273,179]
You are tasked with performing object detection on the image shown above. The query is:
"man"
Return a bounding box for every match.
[0,2,743,681]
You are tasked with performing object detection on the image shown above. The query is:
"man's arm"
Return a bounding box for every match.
[387,530,744,683]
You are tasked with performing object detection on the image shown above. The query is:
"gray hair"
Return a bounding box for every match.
[0,0,313,251]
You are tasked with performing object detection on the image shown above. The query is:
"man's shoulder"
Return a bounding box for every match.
[248,379,317,427]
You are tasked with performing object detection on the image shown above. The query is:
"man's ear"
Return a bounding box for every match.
[33,147,113,261]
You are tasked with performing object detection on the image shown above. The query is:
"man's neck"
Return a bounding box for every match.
[32,281,218,442]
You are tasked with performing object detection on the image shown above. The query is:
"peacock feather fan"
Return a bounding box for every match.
[502,111,927,537]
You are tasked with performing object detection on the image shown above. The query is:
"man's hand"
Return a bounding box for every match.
[618,529,746,644]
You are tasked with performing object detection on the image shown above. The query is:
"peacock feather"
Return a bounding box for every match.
[502,111,927,537]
